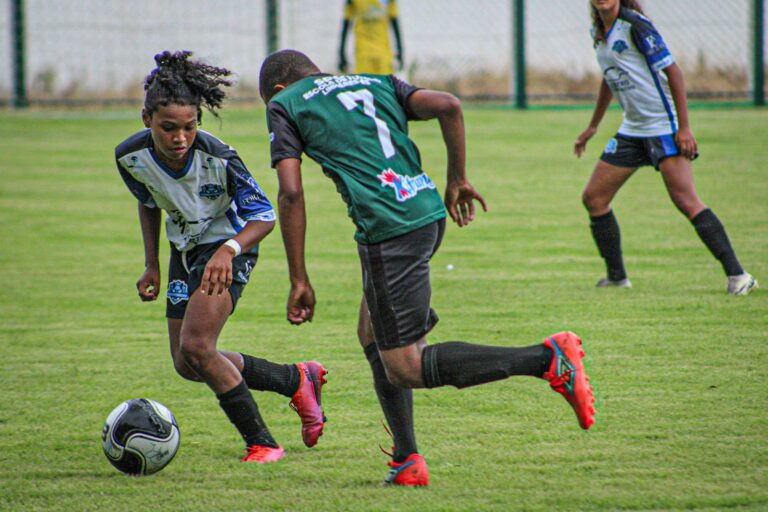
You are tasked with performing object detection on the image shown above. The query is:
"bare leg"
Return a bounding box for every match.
[658,156,706,219]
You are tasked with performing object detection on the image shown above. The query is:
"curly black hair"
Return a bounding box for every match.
[144,50,233,122]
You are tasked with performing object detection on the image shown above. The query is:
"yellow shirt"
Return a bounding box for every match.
[344,0,398,74]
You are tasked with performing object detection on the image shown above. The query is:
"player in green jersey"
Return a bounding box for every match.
[259,49,596,486]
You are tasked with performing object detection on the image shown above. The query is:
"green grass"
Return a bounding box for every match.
[0,105,766,511]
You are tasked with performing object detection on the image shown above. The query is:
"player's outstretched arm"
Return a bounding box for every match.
[276,158,315,325]
[136,202,161,302]
[407,89,487,226]
[574,79,613,158]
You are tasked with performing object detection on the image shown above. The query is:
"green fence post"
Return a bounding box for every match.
[755,0,765,106]
[11,0,28,108]
[266,0,279,55]
[513,0,527,109]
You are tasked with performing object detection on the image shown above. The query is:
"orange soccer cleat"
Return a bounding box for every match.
[543,331,596,430]
[384,453,429,487]
[289,361,328,447]
[241,444,284,463]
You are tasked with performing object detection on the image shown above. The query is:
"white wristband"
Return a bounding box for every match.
[223,239,242,257]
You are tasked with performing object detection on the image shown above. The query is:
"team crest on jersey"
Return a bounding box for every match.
[604,138,619,155]
[377,169,436,202]
[167,279,189,304]
[199,183,225,199]
[612,40,628,54]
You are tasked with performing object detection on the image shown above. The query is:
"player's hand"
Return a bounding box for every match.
[287,281,315,325]
[444,179,488,227]
[574,126,597,158]
[136,265,161,302]
[200,246,234,296]
[675,126,698,160]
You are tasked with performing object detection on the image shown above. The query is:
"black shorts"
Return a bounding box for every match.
[166,241,258,319]
[357,218,446,350]
[600,133,696,170]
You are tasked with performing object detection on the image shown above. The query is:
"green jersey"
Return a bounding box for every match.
[267,73,446,244]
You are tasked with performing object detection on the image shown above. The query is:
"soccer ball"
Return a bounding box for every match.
[102,398,180,476]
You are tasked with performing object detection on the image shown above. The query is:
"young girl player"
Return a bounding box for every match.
[115,51,327,463]
[575,0,757,295]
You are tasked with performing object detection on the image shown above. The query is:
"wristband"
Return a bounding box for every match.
[223,239,242,257]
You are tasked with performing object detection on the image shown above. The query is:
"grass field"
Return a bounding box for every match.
[1,104,766,511]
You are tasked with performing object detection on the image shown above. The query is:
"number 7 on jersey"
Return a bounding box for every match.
[336,89,396,159]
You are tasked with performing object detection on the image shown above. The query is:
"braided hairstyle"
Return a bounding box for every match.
[591,0,645,44]
[144,50,233,122]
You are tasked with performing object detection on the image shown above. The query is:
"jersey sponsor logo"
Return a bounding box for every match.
[167,279,189,304]
[604,66,635,93]
[198,183,225,199]
[604,138,619,155]
[377,168,436,202]
[612,40,629,54]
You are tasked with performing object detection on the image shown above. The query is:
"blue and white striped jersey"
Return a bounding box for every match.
[594,7,677,137]
[115,130,275,253]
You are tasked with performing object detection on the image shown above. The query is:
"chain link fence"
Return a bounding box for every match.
[1,0,765,106]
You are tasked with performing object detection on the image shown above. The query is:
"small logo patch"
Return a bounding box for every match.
[604,138,619,155]
[612,40,629,54]
[377,169,436,202]
[199,183,225,199]
[167,279,189,305]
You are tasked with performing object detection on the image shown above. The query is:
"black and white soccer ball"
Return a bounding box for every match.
[102,398,180,476]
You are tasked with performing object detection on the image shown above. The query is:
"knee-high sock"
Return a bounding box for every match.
[691,208,744,276]
[364,344,417,463]
[421,342,552,389]
[590,210,627,281]
[240,354,299,398]
[217,380,278,448]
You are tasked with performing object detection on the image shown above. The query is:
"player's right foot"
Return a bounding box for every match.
[241,444,284,463]
[727,273,758,296]
[543,331,596,430]
[595,277,632,288]
[289,361,328,447]
[384,453,429,487]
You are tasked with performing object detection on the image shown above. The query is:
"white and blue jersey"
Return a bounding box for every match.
[115,130,276,253]
[595,7,677,137]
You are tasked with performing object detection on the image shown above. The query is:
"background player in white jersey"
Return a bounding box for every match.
[574,0,757,296]
[115,51,327,463]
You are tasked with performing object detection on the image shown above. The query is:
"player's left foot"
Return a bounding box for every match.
[727,273,758,296]
[241,444,284,463]
[384,453,429,487]
[289,361,328,447]
[543,331,596,430]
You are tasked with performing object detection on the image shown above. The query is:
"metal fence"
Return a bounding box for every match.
[1,0,765,107]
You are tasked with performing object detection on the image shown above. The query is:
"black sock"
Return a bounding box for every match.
[217,380,278,448]
[421,342,552,389]
[590,210,627,281]
[691,208,744,276]
[241,354,300,398]
[364,344,417,463]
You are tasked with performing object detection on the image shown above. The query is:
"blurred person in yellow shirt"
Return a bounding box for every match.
[338,0,403,74]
